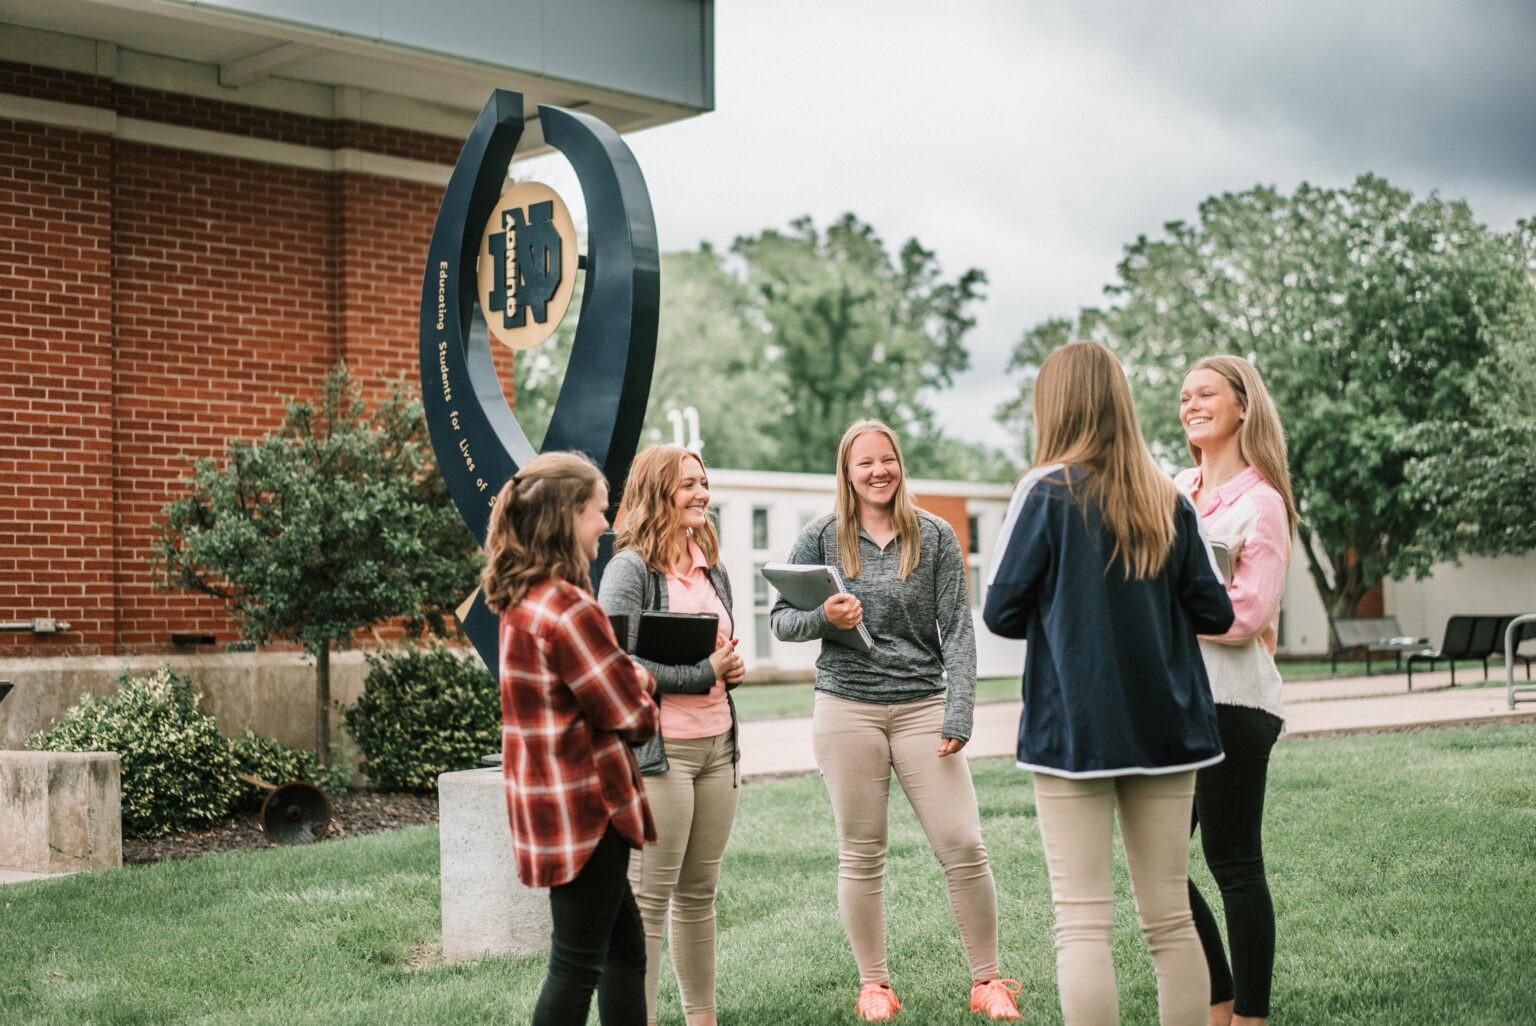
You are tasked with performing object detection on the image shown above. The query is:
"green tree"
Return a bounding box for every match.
[510,248,782,470]
[995,316,1081,464]
[1003,176,1536,618]
[154,365,479,762]
[514,222,1015,481]
[732,214,988,476]
[1403,217,1536,558]
[634,248,785,471]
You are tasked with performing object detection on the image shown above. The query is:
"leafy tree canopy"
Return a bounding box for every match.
[154,364,479,757]
[999,175,1536,617]
[514,215,1017,482]
[730,214,989,475]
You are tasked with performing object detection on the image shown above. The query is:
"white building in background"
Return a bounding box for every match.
[703,469,1027,680]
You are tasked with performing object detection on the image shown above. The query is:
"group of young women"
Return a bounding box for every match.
[482,340,1295,1026]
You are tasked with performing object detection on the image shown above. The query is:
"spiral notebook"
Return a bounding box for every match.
[760,562,875,653]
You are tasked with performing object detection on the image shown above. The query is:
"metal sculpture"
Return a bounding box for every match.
[419,89,659,670]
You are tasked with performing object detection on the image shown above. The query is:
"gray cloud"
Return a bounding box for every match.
[1057,0,1536,204]
[611,0,1536,451]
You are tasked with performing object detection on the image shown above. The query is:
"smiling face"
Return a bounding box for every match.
[574,480,611,562]
[846,430,903,513]
[671,454,711,534]
[1179,367,1245,454]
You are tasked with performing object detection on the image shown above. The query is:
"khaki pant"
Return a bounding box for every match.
[812,691,1001,984]
[1033,770,1209,1026]
[628,731,738,1019]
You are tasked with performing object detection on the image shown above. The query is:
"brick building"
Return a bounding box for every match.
[1,1,713,659]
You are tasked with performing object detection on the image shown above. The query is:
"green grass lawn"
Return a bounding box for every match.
[5,726,1536,1024]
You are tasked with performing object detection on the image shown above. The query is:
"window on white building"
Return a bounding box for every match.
[753,561,774,659]
[967,514,984,607]
[751,507,769,551]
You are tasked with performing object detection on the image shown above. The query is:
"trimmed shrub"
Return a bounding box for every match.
[228,730,320,811]
[28,666,240,838]
[344,644,499,791]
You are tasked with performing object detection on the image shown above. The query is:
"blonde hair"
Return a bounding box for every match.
[835,419,920,580]
[1185,354,1299,534]
[613,444,720,572]
[1032,340,1178,579]
[480,451,607,611]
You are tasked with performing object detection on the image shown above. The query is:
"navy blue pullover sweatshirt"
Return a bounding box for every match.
[983,465,1234,778]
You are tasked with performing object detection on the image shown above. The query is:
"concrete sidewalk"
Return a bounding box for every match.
[737,666,1536,781]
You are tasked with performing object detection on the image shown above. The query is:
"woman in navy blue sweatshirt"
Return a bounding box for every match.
[983,340,1233,1026]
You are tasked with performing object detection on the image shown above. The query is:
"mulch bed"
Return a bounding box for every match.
[122,789,440,865]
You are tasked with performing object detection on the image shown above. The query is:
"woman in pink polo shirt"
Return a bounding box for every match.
[598,444,746,1026]
[1176,355,1299,1026]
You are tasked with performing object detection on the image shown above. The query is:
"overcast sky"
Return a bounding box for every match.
[541,0,1536,454]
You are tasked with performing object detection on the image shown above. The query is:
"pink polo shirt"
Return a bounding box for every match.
[662,541,734,739]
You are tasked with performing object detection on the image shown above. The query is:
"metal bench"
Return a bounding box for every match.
[1329,616,1428,675]
[1406,614,1507,690]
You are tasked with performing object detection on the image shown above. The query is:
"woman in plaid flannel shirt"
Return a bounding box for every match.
[481,451,659,1026]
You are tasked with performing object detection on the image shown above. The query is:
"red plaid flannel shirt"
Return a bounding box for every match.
[499,577,658,887]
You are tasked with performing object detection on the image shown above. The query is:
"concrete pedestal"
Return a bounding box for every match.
[0,751,122,874]
[438,766,551,962]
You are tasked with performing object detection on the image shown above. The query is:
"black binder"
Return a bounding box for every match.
[634,611,718,665]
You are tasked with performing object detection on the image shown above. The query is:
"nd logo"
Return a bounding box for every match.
[476,181,578,350]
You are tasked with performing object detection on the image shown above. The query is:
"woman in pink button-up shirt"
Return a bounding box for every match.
[1176,355,1299,1026]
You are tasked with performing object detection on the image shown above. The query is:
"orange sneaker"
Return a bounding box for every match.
[857,982,902,1021]
[970,978,1022,1020]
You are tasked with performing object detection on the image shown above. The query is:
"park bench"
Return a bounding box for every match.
[1329,616,1429,675]
[1405,614,1510,690]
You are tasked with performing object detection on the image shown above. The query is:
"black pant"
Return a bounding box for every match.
[1189,703,1283,1018]
[534,826,648,1026]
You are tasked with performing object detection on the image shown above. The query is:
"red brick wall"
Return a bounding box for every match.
[338,174,440,387]
[110,143,344,652]
[1,65,477,656]
[0,122,115,655]
[913,494,971,582]
[1354,586,1385,618]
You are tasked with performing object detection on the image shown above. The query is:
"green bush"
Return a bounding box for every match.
[28,666,241,838]
[228,730,320,811]
[344,644,499,791]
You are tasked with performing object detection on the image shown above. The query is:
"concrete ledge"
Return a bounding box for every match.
[0,651,373,752]
[438,767,550,963]
[0,751,122,874]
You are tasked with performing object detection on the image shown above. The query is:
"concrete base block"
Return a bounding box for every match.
[438,766,550,962]
[0,751,122,874]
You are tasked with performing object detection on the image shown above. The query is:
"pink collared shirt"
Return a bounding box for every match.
[661,541,734,739]
[1176,465,1289,723]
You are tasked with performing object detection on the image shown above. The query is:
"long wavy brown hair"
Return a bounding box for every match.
[480,451,607,611]
[1033,340,1178,580]
[613,444,720,572]
[835,419,920,580]
[1184,354,1299,534]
